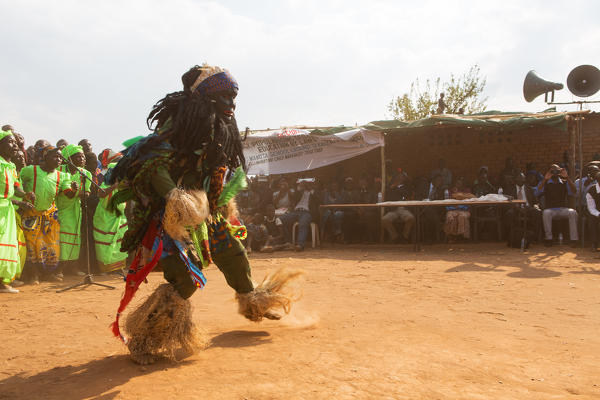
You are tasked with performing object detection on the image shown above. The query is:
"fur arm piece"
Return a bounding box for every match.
[163,188,209,242]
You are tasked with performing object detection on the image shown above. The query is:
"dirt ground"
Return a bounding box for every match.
[1,243,599,400]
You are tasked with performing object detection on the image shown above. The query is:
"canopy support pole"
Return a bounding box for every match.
[380,136,386,243]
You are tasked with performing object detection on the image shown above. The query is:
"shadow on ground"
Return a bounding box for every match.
[0,355,193,400]
[209,330,272,348]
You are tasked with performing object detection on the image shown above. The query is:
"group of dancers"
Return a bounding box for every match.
[0,137,129,292]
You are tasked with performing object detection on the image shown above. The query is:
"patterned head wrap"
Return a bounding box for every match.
[0,130,12,141]
[62,144,84,160]
[100,149,123,169]
[190,65,238,95]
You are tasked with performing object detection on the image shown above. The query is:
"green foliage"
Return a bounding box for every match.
[388,64,488,121]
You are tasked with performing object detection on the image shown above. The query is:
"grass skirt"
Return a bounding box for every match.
[125,283,207,364]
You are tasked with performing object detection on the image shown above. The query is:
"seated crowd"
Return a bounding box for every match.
[3,122,599,293]
[0,124,128,294]
[239,157,600,251]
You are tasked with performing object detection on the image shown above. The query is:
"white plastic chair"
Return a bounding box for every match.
[292,222,320,248]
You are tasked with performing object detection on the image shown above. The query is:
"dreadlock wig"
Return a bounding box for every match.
[147,65,245,175]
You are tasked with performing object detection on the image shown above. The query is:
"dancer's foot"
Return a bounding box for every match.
[264,311,281,320]
[130,352,156,365]
[0,283,19,293]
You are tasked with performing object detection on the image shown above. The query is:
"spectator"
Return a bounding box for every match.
[246,213,269,253]
[526,162,544,184]
[93,166,129,273]
[56,139,69,148]
[13,150,26,173]
[472,166,495,197]
[381,172,415,243]
[85,152,100,182]
[273,178,294,216]
[32,140,51,165]
[25,146,35,166]
[57,145,92,275]
[585,171,600,251]
[340,177,361,242]
[321,180,344,242]
[537,164,578,246]
[261,204,293,252]
[20,146,78,283]
[574,164,599,208]
[499,157,518,186]
[428,174,449,200]
[423,174,448,243]
[78,139,93,154]
[354,177,378,242]
[504,172,542,243]
[431,159,452,188]
[444,176,475,241]
[280,180,319,251]
[0,131,30,293]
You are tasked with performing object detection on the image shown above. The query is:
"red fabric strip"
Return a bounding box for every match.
[0,243,17,248]
[4,170,8,199]
[111,219,163,343]
[33,166,37,194]
[55,171,60,195]
[93,227,116,235]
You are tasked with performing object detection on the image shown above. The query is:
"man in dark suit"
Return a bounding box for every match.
[504,172,542,243]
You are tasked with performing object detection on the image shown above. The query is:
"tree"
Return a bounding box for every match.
[387,64,488,121]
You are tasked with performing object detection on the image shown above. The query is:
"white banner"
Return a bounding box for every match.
[243,128,383,175]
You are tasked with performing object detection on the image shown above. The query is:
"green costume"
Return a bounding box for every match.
[108,64,300,364]
[0,155,21,284]
[57,145,92,262]
[20,164,71,270]
[93,174,128,272]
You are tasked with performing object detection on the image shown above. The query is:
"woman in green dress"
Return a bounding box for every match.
[12,150,28,283]
[20,146,77,283]
[57,144,92,273]
[0,131,34,293]
[93,163,128,272]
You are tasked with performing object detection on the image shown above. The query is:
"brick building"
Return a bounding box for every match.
[282,111,600,188]
[383,111,600,184]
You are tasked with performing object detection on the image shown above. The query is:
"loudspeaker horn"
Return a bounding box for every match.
[523,70,564,102]
[567,65,600,98]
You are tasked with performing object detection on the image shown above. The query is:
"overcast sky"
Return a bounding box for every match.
[1,0,599,151]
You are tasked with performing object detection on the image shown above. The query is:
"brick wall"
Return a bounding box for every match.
[278,113,600,188]
[383,112,600,185]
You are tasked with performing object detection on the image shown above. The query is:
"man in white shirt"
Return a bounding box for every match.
[279,180,317,251]
[272,179,294,215]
